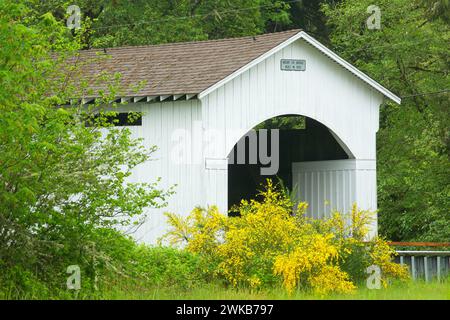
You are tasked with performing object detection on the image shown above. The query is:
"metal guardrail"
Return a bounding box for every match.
[389,242,450,282]
[395,251,450,281]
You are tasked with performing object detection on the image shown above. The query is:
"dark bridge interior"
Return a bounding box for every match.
[227,117,349,214]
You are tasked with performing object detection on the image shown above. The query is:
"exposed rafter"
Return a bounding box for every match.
[81,97,94,105]
[159,95,171,101]
[133,96,146,103]
[70,94,198,106]
[146,96,158,102]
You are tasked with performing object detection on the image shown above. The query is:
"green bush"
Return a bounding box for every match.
[0,2,173,300]
[0,228,204,299]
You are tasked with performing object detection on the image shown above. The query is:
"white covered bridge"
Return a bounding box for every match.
[74,29,401,243]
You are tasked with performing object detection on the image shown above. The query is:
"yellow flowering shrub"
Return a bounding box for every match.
[163,179,409,295]
[313,205,409,285]
[273,234,355,295]
[368,238,410,287]
[161,206,226,275]
[309,265,356,295]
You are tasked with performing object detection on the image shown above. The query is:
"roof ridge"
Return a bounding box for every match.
[81,29,302,53]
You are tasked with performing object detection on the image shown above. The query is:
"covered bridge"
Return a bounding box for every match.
[74,29,401,243]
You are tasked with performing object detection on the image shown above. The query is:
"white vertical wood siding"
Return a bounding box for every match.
[112,100,205,243]
[292,159,377,237]
[201,38,383,216]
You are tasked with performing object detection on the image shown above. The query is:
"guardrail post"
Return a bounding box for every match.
[437,256,441,282]
[395,249,450,281]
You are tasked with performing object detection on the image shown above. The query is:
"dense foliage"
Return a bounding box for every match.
[322,0,449,241]
[0,1,171,298]
[164,181,409,295]
[0,228,202,299]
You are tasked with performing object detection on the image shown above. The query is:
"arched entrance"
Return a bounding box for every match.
[227,115,351,213]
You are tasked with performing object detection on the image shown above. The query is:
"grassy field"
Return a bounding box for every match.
[101,280,450,300]
[2,279,448,300]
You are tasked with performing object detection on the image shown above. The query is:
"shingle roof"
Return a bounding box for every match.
[70,29,302,98]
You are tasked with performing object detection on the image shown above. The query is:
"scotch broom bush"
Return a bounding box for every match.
[164,180,409,295]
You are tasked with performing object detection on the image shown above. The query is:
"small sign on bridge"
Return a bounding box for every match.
[280,59,306,71]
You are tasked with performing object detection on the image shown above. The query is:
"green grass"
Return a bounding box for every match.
[2,273,449,300]
[100,280,450,300]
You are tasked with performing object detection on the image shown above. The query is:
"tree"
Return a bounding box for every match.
[322,0,449,241]
[0,0,171,293]
[28,0,294,48]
